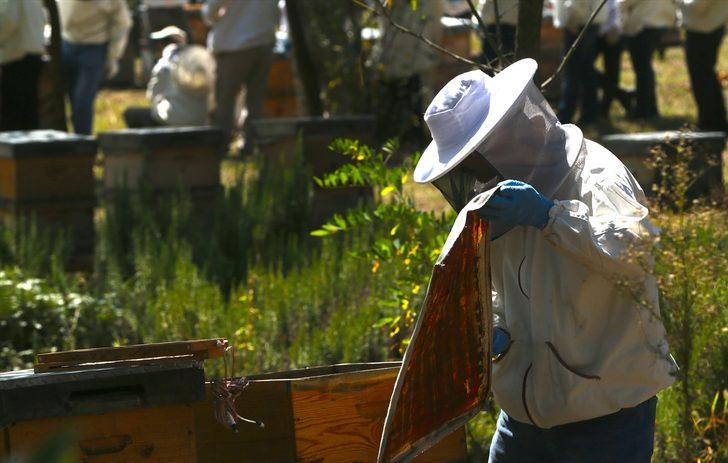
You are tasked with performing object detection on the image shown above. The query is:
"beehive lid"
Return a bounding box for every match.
[98,126,224,151]
[601,131,726,156]
[0,361,205,426]
[0,130,97,158]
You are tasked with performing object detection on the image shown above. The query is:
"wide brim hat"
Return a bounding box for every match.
[150,25,188,44]
[414,58,538,184]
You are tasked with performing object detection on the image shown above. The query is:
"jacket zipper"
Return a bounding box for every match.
[545,341,601,380]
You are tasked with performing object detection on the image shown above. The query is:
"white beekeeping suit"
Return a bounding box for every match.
[478,0,519,26]
[148,43,214,126]
[676,0,728,32]
[414,59,677,429]
[618,0,676,37]
[0,0,45,65]
[552,0,610,31]
[369,0,444,79]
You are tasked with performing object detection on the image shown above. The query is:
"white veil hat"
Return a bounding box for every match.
[414,59,538,184]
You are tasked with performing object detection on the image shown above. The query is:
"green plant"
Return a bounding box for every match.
[0,268,130,370]
[311,139,453,354]
[645,136,728,462]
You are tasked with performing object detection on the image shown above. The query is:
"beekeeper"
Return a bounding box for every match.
[123,26,214,128]
[414,58,678,463]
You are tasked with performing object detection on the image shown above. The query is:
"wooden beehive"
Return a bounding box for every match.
[194,362,468,463]
[1,361,206,462]
[98,127,224,193]
[265,56,301,118]
[1,360,467,462]
[0,130,97,266]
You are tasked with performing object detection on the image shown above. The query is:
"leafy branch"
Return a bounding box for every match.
[311,139,452,354]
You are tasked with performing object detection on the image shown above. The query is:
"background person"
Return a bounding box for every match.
[551,0,612,124]
[618,0,676,120]
[477,0,518,68]
[203,0,279,156]
[123,26,213,128]
[369,0,443,148]
[57,0,131,135]
[595,0,629,118]
[138,0,191,80]
[676,0,727,132]
[0,0,46,131]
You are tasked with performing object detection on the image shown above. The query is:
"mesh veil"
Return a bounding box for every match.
[473,81,577,200]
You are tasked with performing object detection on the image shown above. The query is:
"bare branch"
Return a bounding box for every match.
[540,0,608,90]
[352,0,492,73]
[465,0,506,69]
[492,0,504,61]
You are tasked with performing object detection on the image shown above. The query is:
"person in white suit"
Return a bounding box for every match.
[413,58,677,463]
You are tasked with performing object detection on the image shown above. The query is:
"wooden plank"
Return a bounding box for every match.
[194,381,296,462]
[291,368,397,463]
[290,367,467,462]
[8,404,196,462]
[36,339,228,366]
[33,354,196,373]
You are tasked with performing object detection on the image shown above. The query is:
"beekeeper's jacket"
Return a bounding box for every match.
[489,131,678,428]
[0,0,45,65]
[552,0,610,31]
[56,0,131,69]
[676,0,728,33]
[618,0,676,37]
[478,0,519,26]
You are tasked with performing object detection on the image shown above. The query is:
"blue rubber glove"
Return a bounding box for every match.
[492,327,511,357]
[477,180,554,230]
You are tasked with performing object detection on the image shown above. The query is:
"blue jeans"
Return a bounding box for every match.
[489,397,657,463]
[62,41,108,134]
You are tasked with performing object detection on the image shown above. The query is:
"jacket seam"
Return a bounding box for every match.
[522,363,538,426]
[517,255,529,300]
[545,341,601,380]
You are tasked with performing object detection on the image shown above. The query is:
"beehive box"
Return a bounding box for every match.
[194,362,468,463]
[0,130,97,265]
[98,127,224,194]
[265,56,301,118]
[600,130,726,198]
[1,362,206,462]
[1,362,467,462]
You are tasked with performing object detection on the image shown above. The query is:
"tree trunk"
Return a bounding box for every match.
[515,0,544,63]
[42,0,68,131]
[286,0,324,116]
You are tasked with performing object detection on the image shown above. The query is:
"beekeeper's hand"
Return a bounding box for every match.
[477,180,554,229]
[492,327,511,358]
[106,59,119,79]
